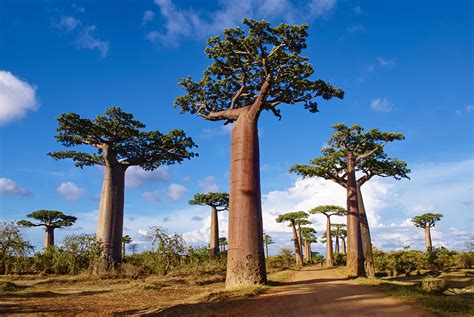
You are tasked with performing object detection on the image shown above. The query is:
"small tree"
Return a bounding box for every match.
[337,226,347,255]
[175,19,343,287]
[263,232,274,258]
[331,223,345,254]
[48,107,197,264]
[276,211,308,266]
[189,192,229,257]
[301,227,317,262]
[310,205,345,267]
[17,210,76,249]
[294,215,311,259]
[412,213,443,252]
[128,243,138,255]
[122,235,132,258]
[291,124,406,277]
[0,222,33,274]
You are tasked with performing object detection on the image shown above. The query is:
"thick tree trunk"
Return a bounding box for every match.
[265,241,269,258]
[326,216,334,266]
[298,224,304,259]
[122,242,126,259]
[226,109,266,287]
[97,164,126,264]
[357,184,375,277]
[210,206,219,257]
[341,237,346,255]
[44,226,54,249]
[425,226,432,252]
[346,156,365,277]
[292,222,303,266]
[335,230,340,254]
[307,242,312,262]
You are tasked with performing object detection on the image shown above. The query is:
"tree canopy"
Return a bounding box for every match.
[17,210,76,229]
[310,205,346,218]
[175,19,343,124]
[188,192,229,210]
[48,107,197,170]
[412,213,443,229]
[122,235,132,244]
[276,211,309,224]
[301,227,317,243]
[290,124,409,187]
[263,233,274,245]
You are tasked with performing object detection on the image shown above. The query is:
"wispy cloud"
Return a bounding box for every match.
[377,57,396,68]
[198,176,219,193]
[142,10,155,25]
[126,166,170,188]
[0,71,38,126]
[145,0,338,46]
[353,5,363,15]
[56,181,84,202]
[346,24,364,33]
[456,104,474,115]
[370,97,393,112]
[167,183,188,201]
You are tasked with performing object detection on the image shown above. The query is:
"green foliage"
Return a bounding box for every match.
[188,192,229,210]
[309,205,346,217]
[275,211,309,225]
[0,222,33,274]
[122,235,132,244]
[48,107,197,170]
[17,210,76,229]
[334,253,347,266]
[175,19,343,122]
[301,227,317,243]
[412,213,443,229]
[289,124,409,187]
[263,233,274,245]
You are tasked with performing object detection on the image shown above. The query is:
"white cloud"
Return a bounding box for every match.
[346,24,364,33]
[56,182,84,202]
[0,178,30,196]
[57,16,79,31]
[198,176,219,193]
[201,122,235,138]
[167,183,188,201]
[456,104,474,115]
[0,71,38,126]
[142,10,156,25]
[142,190,161,203]
[370,97,393,112]
[147,0,338,46]
[75,25,109,58]
[126,166,170,188]
[377,57,396,68]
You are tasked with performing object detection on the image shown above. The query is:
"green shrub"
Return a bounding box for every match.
[453,252,473,269]
[421,277,447,293]
[334,253,346,266]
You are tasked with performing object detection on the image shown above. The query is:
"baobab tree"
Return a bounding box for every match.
[295,214,311,259]
[122,235,132,258]
[17,210,76,249]
[310,205,345,267]
[291,124,406,277]
[175,19,343,287]
[301,227,317,262]
[48,107,197,264]
[189,192,229,257]
[335,225,347,254]
[331,223,346,254]
[276,211,308,266]
[412,213,443,252]
[219,237,228,252]
[263,232,274,258]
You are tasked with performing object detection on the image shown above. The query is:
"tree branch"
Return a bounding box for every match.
[356,141,388,161]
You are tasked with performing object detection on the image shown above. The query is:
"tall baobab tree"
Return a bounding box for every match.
[189,192,229,257]
[276,211,308,266]
[219,237,228,252]
[331,223,346,254]
[175,19,343,287]
[263,232,274,258]
[17,210,76,249]
[301,227,317,262]
[291,124,406,277]
[295,214,311,259]
[310,205,345,267]
[48,107,197,264]
[122,235,132,258]
[412,213,443,252]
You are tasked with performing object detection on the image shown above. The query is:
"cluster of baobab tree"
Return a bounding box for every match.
[17,18,444,287]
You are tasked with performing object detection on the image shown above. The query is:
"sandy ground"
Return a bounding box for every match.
[160,266,434,317]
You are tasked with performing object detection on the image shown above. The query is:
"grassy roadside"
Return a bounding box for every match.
[355,273,474,317]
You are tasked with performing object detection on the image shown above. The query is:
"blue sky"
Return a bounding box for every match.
[0,0,472,255]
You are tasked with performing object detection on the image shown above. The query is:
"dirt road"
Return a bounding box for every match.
[161,266,433,317]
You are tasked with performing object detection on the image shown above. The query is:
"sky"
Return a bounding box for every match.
[0,0,473,256]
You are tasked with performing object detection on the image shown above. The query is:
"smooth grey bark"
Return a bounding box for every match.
[357,184,375,277]
[425,226,432,252]
[210,206,219,257]
[326,215,334,266]
[44,227,54,249]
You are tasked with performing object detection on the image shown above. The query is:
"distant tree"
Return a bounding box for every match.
[175,19,343,287]
[301,227,317,262]
[17,210,76,249]
[189,192,229,257]
[412,213,443,252]
[336,226,347,255]
[331,223,346,254]
[122,235,132,258]
[310,205,345,267]
[294,214,311,259]
[263,232,274,258]
[48,107,197,264]
[0,222,33,274]
[276,211,308,266]
[291,124,406,277]
[219,237,228,252]
[128,243,138,255]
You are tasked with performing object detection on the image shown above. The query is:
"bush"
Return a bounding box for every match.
[421,277,447,293]
[453,252,474,269]
[334,253,346,266]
